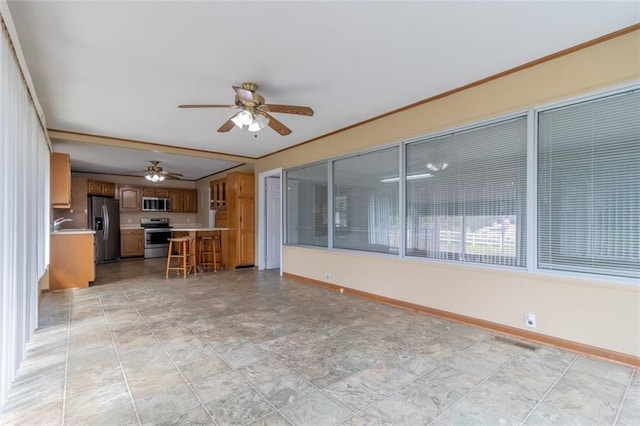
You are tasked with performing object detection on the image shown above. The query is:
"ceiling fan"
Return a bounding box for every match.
[178,82,314,136]
[144,161,183,182]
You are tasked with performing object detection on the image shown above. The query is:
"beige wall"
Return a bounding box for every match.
[256,30,640,357]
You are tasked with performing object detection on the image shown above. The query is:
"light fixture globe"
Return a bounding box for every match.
[248,114,269,132]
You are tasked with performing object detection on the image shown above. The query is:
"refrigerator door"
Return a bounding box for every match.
[103,197,121,261]
[90,196,106,263]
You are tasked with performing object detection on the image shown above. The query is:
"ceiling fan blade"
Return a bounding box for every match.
[263,104,314,116]
[262,112,292,136]
[233,86,255,104]
[160,173,183,180]
[178,104,236,109]
[217,117,236,133]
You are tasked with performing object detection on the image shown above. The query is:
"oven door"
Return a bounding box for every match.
[143,228,172,258]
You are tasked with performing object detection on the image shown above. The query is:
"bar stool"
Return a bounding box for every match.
[166,237,196,278]
[199,236,215,271]
[199,235,223,272]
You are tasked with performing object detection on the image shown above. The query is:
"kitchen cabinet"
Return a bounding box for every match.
[169,189,184,212]
[226,172,255,269]
[119,186,141,212]
[120,229,144,257]
[51,152,71,208]
[142,187,170,198]
[50,232,95,289]
[88,179,116,197]
[183,189,197,213]
[169,189,197,213]
[210,178,227,210]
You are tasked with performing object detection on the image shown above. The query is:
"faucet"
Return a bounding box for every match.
[53,217,73,231]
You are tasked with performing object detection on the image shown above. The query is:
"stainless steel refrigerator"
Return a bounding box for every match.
[88,196,121,263]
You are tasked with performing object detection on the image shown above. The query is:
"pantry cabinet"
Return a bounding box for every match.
[226,172,255,269]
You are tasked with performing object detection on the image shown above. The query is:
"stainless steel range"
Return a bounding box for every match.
[141,218,172,259]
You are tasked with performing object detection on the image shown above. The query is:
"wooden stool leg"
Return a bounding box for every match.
[165,240,173,279]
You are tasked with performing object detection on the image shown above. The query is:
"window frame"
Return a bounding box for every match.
[282,82,640,284]
[532,82,640,282]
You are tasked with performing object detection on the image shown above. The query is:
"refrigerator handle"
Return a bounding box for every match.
[102,204,109,241]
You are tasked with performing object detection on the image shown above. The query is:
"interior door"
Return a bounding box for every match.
[266,176,281,269]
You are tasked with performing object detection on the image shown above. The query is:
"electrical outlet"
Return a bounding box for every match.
[187,218,190,223]
[526,312,536,328]
[325,273,330,281]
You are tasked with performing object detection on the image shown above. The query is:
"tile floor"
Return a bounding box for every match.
[1,259,638,425]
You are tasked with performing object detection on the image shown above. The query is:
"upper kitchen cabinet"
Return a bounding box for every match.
[87,179,116,197]
[51,152,71,208]
[142,187,170,198]
[118,186,141,212]
[210,178,227,210]
[169,189,197,213]
[183,189,197,213]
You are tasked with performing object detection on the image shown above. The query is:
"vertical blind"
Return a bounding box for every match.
[405,116,528,267]
[285,162,328,247]
[0,18,50,408]
[333,146,399,253]
[538,90,640,278]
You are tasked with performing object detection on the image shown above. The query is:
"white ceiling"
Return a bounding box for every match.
[7,1,640,181]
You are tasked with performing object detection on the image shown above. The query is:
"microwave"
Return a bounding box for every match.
[142,197,171,212]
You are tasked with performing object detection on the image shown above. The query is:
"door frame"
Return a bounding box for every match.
[258,168,283,273]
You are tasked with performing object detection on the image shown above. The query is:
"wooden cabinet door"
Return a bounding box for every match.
[156,188,170,198]
[237,197,255,266]
[183,189,197,212]
[119,187,141,212]
[102,182,116,197]
[142,187,156,197]
[51,153,71,207]
[210,178,227,210]
[169,189,184,212]
[87,180,103,195]
[120,229,143,257]
[237,173,254,197]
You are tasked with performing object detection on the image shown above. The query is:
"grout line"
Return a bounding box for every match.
[97,286,142,426]
[520,353,579,424]
[122,286,221,425]
[427,338,528,425]
[613,368,636,425]
[60,291,72,424]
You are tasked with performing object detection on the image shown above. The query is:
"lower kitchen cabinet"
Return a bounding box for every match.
[50,232,95,290]
[120,229,144,257]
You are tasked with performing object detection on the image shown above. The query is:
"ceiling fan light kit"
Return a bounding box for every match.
[145,173,165,183]
[179,82,313,136]
[143,161,183,182]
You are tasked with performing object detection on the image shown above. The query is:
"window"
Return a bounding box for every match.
[285,162,328,247]
[405,116,527,267]
[538,90,640,279]
[333,147,399,253]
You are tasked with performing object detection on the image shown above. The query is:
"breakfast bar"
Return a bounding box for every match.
[171,227,228,271]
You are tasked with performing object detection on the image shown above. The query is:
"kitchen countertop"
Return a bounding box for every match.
[172,227,229,232]
[51,229,96,235]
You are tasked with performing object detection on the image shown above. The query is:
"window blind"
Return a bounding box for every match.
[406,116,528,267]
[285,163,328,247]
[333,146,399,253]
[538,90,640,279]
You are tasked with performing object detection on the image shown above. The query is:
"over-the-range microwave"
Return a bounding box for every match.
[142,196,171,212]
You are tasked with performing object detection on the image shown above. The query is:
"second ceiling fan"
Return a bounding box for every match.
[178,82,313,136]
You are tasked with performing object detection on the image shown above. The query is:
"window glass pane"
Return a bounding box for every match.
[285,163,328,247]
[333,147,399,253]
[406,116,527,267]
[538,90,640,279]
